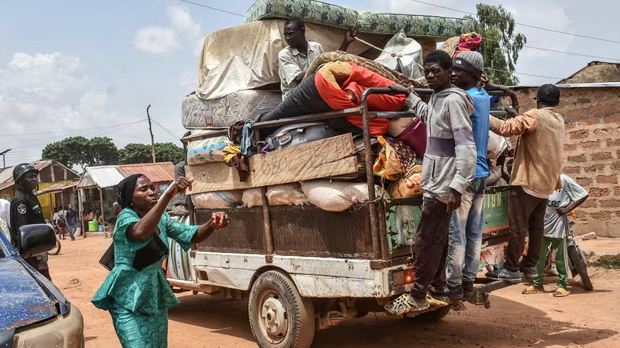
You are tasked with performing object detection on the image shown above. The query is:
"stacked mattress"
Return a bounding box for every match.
[245,0,474,39]
[182,90,282,129]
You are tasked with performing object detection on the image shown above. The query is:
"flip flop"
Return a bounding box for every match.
[522,285,546,294]
[385,293,429,315]
[553,287,571,297]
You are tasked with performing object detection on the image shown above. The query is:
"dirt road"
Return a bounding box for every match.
[48,236,620,348]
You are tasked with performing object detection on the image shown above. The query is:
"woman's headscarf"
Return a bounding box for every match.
[117,174,143,209]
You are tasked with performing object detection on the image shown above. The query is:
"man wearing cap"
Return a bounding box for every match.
[486,84,565,282]
[10,163,52,280]
[445,51,491,301]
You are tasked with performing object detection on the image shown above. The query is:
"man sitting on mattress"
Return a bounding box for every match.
[279,19,357,100]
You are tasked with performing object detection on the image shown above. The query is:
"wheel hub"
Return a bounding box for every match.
[260,296,288,341]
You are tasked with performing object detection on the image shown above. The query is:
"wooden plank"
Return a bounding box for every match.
[186,134,357,194]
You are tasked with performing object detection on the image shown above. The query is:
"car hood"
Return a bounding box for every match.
[0,258,59,330]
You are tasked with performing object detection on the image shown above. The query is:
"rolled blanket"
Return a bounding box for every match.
[304,52,427,88]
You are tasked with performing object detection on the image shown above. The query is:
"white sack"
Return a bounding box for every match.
[191,190,243,209]
[301,180,387,212]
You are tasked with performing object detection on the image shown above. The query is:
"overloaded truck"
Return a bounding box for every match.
[166,1,517,347]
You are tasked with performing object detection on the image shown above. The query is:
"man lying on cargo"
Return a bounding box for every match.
[384,50,477,314]
[279,19,357,100]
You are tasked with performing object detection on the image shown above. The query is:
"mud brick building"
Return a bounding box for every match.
[512,83,620,237]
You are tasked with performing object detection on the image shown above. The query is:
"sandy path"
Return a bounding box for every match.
[47,236,620,348]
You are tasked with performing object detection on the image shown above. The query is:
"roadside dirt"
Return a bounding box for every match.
[47,236,620,348]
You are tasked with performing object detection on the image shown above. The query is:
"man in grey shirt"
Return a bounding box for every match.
[523,174,588,297]
[278,19,356,99]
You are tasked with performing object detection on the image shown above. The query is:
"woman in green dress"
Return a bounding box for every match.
[92,174,228,348]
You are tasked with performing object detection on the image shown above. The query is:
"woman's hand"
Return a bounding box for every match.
[167,177,194,197]
[210,212,229,230]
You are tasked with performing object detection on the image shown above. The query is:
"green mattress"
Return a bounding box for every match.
[244,0,474,39]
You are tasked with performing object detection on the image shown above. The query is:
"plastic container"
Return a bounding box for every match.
[98,225,104,232]
[88,220,98,232]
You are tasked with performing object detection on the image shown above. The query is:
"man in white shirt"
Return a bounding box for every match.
[278,19,356,99]
[523,174,589,297]
[0,198,10,242]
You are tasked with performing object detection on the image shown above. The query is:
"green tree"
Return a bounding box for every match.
[118,143,152,164]
[119,142,184,164]
[154,142,184,164]
[468,4,527,85]
[41,136,119,170]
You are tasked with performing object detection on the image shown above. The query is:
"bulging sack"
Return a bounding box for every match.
[191,190,243,209]
[301,180,387,212]
[187,136,231,165]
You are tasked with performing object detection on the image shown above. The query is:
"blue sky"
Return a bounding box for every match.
[0,0,616,167]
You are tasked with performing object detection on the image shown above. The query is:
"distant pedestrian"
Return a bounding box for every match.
[66,204,78,241]
[523,174,589,297]
[57,211,67,240]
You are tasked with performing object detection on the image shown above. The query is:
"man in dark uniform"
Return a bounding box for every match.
[10,163,51,280]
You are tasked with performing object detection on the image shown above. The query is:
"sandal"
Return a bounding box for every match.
[385,293,430,315]
[522,285,546,294]
[553,287,571,297]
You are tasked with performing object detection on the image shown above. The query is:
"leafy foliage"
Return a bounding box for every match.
[41,136,119,170]
[118,142,184,164]
[467,4,527,85]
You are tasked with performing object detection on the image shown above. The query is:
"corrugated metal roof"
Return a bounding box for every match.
[35,181,78,195]
[0,160,58,191]
[117,162,175,184]
[81,166,124,189]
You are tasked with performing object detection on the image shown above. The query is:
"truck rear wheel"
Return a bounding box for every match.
[249,270,315,348]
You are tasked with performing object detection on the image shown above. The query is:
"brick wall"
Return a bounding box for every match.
[512,86,620,237]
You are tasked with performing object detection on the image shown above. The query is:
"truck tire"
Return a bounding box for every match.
[567,245,593,291]
[249,270,315,348]
[406,306,451,323]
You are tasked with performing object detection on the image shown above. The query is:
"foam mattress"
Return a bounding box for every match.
[182,90,282,129]
[244,0,474,39]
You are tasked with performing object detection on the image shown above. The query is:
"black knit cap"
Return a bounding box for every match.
[536,84,560,105]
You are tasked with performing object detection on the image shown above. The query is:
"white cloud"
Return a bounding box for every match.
[179,70,196,91]
[133,6,202,57]
[168,6,201,37]
[134,27,179,56]
[0,52,122,164]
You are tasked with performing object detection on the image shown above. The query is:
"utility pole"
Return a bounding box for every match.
[0,149,11,168]
[146,105,156,163]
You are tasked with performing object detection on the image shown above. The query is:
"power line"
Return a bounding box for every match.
[406,0,620,44]
[485,67,562,80]
[0,120,145,137]
[522,46,620,62]
[178,0,244,17]
[151,119,181,141]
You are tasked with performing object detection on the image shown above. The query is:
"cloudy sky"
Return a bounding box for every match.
[0,0,616,167]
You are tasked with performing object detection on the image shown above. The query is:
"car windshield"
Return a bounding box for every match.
[0,227,9,258]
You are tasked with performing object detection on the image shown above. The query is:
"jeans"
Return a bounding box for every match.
[68,223,77,238]
[410,197,451,299]
[534,237,568,289]
[504,186,547,272]
[446,177,487,288]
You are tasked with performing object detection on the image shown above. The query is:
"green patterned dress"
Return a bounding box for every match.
[92,209,198,348]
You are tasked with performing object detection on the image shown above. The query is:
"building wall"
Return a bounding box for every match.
[513,86,620,237]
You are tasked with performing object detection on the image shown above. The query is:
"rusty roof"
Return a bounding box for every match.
[35,181,78,195]
[117,162,175,184]
[0,160,74,191]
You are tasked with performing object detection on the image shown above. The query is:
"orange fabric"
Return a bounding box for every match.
[314,62,407,136]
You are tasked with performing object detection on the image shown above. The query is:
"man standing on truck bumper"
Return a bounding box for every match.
[486,84,565,282]
[385,50,477,314]
[445,51,491,302]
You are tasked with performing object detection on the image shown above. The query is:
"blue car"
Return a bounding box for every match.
[0,225,84,347]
